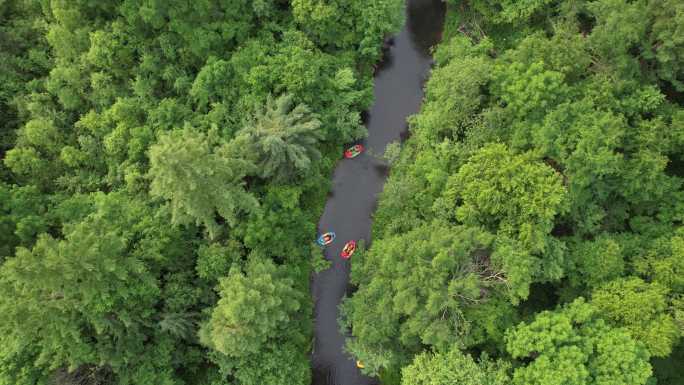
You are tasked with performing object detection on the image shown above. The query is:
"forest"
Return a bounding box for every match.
[342,0,684,385]
[0,0,405,384]
[1,0,683,385]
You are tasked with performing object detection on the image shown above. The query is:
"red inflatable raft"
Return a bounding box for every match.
[344,144,364,159]
[341,240,357,259]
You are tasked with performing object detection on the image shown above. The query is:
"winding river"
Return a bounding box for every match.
[311,1,445,384]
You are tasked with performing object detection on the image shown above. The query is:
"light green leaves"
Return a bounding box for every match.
[238,93,323,182]
[592,278,680,357]
[443,144,567,301]
[292,0,404,59]
[401,348,510,385]
[506,299,652,385]
[199,258,303,358]
[450,144,566,239]
[148,128,257,238]
[568,236,624,289]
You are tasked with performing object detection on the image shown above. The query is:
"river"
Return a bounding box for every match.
[310,1,445,384]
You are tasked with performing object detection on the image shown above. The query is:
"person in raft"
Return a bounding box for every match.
[344,144,364,158]
[318,232,335,246]
[341,240,356,258]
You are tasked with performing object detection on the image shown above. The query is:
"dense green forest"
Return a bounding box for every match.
[0,0,404,384]
[2,0,684,384]
[343,0,684,385]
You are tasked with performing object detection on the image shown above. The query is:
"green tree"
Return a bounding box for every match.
[242,184,319,262]
[452,0,557,26]
[148,128,257,238]
[493,61,570,126]
[342,222,499,373]
[291,0,404,59]
[0,192,187,384]
[199,258,304,358]
[401,347,510,385]
[633,230,684,293]
[4,118,66,188]
[442,143,567,300]
[239,93,323,182]
[446,143,566,248]
[585,0,648,80]
[506,298,652,385]
[567,236,624,289]
[0,183,48,259]
[0,0,50,182]
[412,36,493,144]
[195,240,244,283]
[591,277,680,357]
[211,341,311,385]
[645,0,684,90]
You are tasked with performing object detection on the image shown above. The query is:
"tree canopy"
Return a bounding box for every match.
[0,0,405,383]
[343,1,684,384]
[1,0,683,384]
[506,299,652,385]
[401,348,510,385]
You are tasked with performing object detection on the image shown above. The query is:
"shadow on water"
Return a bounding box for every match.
[310,1,445,385]
[407,0,446,56]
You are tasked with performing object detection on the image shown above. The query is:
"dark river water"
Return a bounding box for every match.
[310,1,445,384]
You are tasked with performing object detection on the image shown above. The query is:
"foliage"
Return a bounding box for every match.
[311,246,332,273]
[200,257,311,385]
[238,93,323,182]
[441,143,567,301]
[0,183,48,260]
[195,240,244,283]
[344,0,684,383]
[448,0,557,25]
[0,0,405,382]
[0,192,192,384]
[382,141,402,166]
[342,221,500,373]
[401,348,510,385]
[0,0,50,181]
[506,299,652,385]
[591,277,680,357]
[566,236,624,289]
[292,0,405,59]
[148,128,257,239]
[646,0,684,91]
[199,258,304,357]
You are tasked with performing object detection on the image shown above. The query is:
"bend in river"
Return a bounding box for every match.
[311,1,445,384]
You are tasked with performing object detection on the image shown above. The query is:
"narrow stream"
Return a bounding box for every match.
[311,1,445,384]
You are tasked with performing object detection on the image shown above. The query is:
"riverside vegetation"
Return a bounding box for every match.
[342,1,684,385]
[0,0,405,384]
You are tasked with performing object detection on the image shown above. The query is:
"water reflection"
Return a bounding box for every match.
[407,0,446,57]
